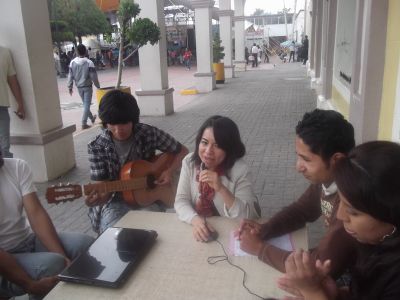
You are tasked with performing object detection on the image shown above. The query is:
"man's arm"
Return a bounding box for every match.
[259,184,322,239]
[0,249,58,295]
[156,144,188,185]
[67,64,74,95]
[23,192,67,259]
[7,75,25,119]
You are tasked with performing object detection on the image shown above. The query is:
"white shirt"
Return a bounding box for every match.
[174,153,259,224]
[0,159,36,250]
[251,46,259,54]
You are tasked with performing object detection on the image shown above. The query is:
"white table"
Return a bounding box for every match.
[46,211,307,300]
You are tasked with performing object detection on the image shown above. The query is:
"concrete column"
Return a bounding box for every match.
[349,0,388,143]
[309,0,317,71]
[135,0,173,115]
[310,0,323,89]
[192,0,216,92]
[0,0,75,182]
[218,0,235,78]
[234,0,246,72]
[317,0,338,109]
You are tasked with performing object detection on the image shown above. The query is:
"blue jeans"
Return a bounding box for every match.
[0,232,94,299]
[97,197,165,234]
[0,106,12,158]
[77,86,94,126]
[185,59,191,69]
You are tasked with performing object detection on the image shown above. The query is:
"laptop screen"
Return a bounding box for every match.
[58,227,157,288]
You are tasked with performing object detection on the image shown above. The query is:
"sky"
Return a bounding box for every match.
[242,0,306,16]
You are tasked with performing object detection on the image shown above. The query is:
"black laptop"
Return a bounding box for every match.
[58,227,157,288]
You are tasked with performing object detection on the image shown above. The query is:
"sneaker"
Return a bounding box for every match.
[91,114,97,124]
[82,124,91,130]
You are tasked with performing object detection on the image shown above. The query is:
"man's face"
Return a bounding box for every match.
[295,136,334,185]
[107,122,133,141]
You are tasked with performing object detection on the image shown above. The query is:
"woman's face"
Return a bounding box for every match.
[336,191,394,244]
[198,127,226,171]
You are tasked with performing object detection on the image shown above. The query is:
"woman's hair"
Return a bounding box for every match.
[99,89,140,127]
[334,141,400,228]
[191,115,245,171]
[336,141,400,300]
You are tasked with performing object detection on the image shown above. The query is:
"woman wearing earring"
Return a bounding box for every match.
[174,116,260,242]
[278,141,400,299]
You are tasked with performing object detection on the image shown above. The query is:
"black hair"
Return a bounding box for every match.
[99,89,140,126]
[334,141,400,228]
[191,115,245,171]
[296,109,355,163]
[77,44,86,56]
[336,141,400,300]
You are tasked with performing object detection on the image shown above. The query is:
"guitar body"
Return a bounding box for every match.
[46,153,177,208]
[120,153,176,207]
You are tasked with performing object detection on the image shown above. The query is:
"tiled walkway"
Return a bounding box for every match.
[36,59,322,245]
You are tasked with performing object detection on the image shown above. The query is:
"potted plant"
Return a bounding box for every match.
[97,0,161,102]
[212,33,225,84]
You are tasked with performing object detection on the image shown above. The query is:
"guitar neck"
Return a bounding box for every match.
[83,177,148,195]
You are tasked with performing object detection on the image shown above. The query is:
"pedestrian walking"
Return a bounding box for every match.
[251,43,259,67]
[67,44,100,130]
[289,41,296,62]
[183,48,192,70]
[302,35,309,65]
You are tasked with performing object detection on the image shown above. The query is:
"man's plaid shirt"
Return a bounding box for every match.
[87,123,182,232]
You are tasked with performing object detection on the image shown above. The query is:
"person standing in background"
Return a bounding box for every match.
[0,46,25,158]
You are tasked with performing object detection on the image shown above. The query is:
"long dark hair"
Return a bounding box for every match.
[334,141,400,299]
[191,115,245,171]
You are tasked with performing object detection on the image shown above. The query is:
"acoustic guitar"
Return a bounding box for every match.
[46,153,176,208]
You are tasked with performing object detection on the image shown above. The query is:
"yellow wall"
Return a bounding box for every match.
[378,0,400,140]
[332,85,350,119]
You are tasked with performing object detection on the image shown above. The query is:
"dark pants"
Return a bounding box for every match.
[252,54,258,67]
[289,51,295,62]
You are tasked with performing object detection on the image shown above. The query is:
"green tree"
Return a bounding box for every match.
[66,0,111,45]
[48,0,111,46]
[251,8,265,16]
[114,0,160,88]
[212,33,225,63]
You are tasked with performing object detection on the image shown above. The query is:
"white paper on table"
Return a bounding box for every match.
[229,230,295,257]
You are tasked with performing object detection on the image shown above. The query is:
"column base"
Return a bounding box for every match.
[310,77,322,90]
[194,72,216,92]
[317,95,336,110]
[234,60,247,72]
[10,125,76,182]
[224,65,235,78]
[135,88,174,116]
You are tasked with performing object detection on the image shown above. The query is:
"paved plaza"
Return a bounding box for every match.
[36,59,323,246]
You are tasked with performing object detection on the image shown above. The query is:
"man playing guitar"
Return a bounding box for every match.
[86,89,188,234]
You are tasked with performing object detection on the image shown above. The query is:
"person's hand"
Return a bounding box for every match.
[237,219,262,236]
[199,170,222,191]
[279,250,336,299]
[238,228,264,256]
[69,88,73,96]
[85,189,110,207]
[155,168,172,185]
[191,216,214,242]
[25,276,59,296]
[15,105,25,119]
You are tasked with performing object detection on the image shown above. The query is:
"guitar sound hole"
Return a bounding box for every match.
[147,175,156,189]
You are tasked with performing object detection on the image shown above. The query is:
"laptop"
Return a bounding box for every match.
[58,227,158,288]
